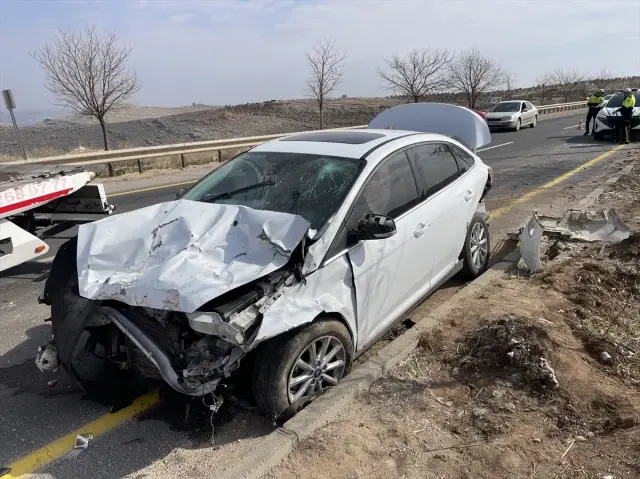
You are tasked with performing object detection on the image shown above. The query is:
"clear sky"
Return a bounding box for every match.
[1,0,639,112]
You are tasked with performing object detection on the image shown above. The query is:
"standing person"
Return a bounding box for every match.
[616,89,636,144]
[584,89,605,135]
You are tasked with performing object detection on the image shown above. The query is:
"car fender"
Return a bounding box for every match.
[254,254,357,348]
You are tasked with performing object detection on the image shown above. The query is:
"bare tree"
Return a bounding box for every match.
[536,73,551,104]
[306,38,347,129]
[592,69,613,90]
[547,69,583,103]
[377,49,452,103]
[447,46,505,109]
[504,71,517,99]
[32,26,141,150]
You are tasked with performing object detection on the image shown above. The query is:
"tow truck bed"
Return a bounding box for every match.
[0,165,112,272]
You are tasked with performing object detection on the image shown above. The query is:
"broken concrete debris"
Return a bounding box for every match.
[516,209,631,272]
[65,433,93,459]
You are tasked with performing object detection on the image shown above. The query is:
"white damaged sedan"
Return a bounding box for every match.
[39,103,493,418]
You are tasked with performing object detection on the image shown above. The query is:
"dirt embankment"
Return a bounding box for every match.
[0,98,397,160]
[267,159,640,479]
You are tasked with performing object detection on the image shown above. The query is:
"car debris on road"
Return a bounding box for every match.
[514,208,631,272]
[36,103,494,423]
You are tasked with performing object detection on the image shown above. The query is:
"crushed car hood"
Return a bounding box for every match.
[76,200,310,313]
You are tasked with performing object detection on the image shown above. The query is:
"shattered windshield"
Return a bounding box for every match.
[491,102,520,112]
[182,151,364,230]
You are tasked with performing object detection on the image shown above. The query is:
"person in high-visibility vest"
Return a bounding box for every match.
[584,89,605,135]
[615,89,636,144]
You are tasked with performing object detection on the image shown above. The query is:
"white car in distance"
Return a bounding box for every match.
[485,100,538,131]
[41,103,494,419]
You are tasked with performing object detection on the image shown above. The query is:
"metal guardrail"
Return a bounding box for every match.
[10,101,587,169]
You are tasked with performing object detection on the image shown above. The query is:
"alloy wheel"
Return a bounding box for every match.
[470,222,488,270]
[287,335,346,403]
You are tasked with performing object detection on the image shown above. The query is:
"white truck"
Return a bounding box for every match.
[0,164,113,272]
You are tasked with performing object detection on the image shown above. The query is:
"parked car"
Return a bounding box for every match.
[39,103,493,418]
[485,100,538,131]
[593,90,640,141]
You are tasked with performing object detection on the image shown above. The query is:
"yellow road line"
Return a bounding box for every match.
[489,144,625,220]
[108,180,197,198]
[4,390,160,478]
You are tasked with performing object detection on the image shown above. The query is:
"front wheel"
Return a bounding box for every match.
[461,215,490,279]
[252,318,353,418]
[514,118,521,131]
[530,115,537,128]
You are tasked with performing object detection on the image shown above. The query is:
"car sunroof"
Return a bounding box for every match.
[280,131,386,144]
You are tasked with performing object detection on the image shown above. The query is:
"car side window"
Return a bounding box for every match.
[346,151,419,230]
[521,102,526,111]
[447,144,475,175]
[405,143,460,199]
[325,151,420,258]
[526,101,534,110]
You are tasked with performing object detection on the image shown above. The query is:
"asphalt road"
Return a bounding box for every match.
[0,110,630,478]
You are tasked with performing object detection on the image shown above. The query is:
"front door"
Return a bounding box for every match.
[344,151,429,350]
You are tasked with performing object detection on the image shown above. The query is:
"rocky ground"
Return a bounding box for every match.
[266,164,640,478]
[0,98,399,160]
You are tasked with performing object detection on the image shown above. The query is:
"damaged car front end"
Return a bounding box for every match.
[39,149,364,415]
[37,103,495,419]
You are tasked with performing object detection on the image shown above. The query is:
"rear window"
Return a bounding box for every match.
[606,93,640,108]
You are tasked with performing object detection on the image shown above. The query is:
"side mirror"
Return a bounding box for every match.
[175,188,187,199]
[348,213,397,243]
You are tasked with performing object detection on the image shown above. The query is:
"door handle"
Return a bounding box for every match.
[464,190,474,202]
[414,223,427,238]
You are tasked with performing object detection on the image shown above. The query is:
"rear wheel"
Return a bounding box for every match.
[530,115,537,128]
[461,215,490,279]
[252,318,353,419]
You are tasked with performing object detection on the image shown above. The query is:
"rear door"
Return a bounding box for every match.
[405,142,470,285]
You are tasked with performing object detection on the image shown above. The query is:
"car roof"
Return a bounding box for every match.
[250,128,444,159]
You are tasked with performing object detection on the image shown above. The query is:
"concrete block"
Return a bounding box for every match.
[220,428,296,479]
[107,159,139,176]
[183,150,220,166]
[140,154,182,172]
[92,165,110,178]
[220,146,250,163]
[371,326,422,372]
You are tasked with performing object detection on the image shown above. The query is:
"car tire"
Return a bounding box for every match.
[461,215,490,279]
[530,115,537,128]
[252,318,353,419]
[514,118,521,131]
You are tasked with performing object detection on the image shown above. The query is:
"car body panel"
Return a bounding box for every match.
[369,102,491,151]
[76,200,310,313]
[254,254,357,344]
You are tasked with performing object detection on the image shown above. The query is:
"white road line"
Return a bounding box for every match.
[563,124,582,130]
[477,142,514,152]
